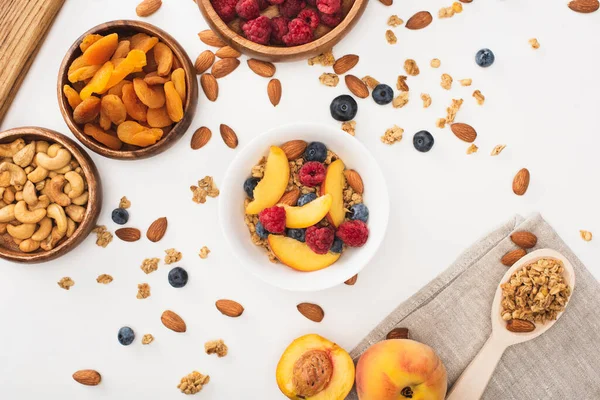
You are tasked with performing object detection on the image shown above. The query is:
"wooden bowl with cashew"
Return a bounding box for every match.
[0,127,101,263]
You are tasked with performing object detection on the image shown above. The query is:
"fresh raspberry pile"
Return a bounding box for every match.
[298,9,320,30]
[316,0,340,15]
[212,0,238,22]
[336,220,369,247]
[283,19,313,46]
[236,0,260,20]
[270,16,290,44]
[242,16,273,45]
[299,162,326,186]
[279,0,306,18]
[320,11,342,27]
[259,206,286,233]
[305,226,335,254]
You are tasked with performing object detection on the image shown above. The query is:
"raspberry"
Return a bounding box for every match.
[279,0,306,19]
[319,11,342,27]
[305,226,335,255]
[236,0,260,20]
[242,16,273,45]
[212,0,238,22]
[317,0,341,14]
[283,18,313,46]
[299,161,326,186]
[259,206,286,233]
[298,9,320,30]
[336,220,369,247]
[257,0,269,9]
[271,16,290,45]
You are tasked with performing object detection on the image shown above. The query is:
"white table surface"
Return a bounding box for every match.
[1,0,599,398]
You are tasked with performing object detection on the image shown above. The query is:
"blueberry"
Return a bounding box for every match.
[118,326,135,346]
[255,221,269,239]
[475,48,495,68]
[304,142,328,163]
[348,204,369,223]
[413,130,434,153]
[168,267,188,288]
[330,237,343,254]
[287,228,306,242]
[243,177,260,198]
[111,208,129,225]
[330,95,358,121]
[297,193,317,207]
[372,84,394,105]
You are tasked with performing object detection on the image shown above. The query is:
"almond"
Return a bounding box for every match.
[501,248,527,266]
[406,11,433,30]
[278,187,300,206]
[216,299,244,317]
[191,127,212,150]
[215,46,241,58]
[344,169,364,194]
[281,140,307,159]
[198,30,227,47]
[344,274,358,286]
[72,369,101,386]
[267,79,282,106]
[220,124,238,148]
[333,54,359,74]
[378,0,392,5]
[386,327,410,340]
[345,75,369,98]
[200,73,218,101]
[161,310,187,332]
[506,319,535,333]
[115,227,141,242]
[451,123,477,143]
[146,217,167,242]
[512,168,530,196]
[568,0,599,13]
[136,0,162,17]
[195,50,215,74]
[510,231,537,249]
[297,303,324,322]
[247,59,276,77]
[211,58,240,79]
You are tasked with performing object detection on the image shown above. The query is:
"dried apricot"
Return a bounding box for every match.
[101,95,127,125]
[147,106,173,128]
[80,34,103,52]
[130,33,159,53]
[171,68,186,101]
[99,110,112,130]
[80,61,114,100]
[111,40,131,60]
[68,56,87,75]
[103,50,147,91]
[144,72,169,85]
[133,78,165,109]
[117,121,163,147]
[121,83,147,122]
[82,33,119,65]
[83,123,123,150]
[107,80,130,97]
[63,85,82,109]
[68,65,101,83]
[153,42,173,77]
[164,81,183,122]
[73,96,101,124]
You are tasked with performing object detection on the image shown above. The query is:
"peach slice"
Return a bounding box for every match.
[268,235,340,272]
[276,334,355,400]
[245,146,289,215]
[282,194,332,229]
[321,159,346,228]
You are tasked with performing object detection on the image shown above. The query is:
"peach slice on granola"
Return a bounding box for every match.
[246,146,289,215]
[268,235,340,272]
[282,194,332,229]
[321,159,346,228]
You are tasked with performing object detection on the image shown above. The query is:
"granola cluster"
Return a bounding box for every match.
[205,339,228,357]
[137,283,151,299]
[141,258,159,274]
[177,371,210,395]
[164,248,182,264]
[58,277,74,290]
[92,226,113,248]
[190,176,219,204]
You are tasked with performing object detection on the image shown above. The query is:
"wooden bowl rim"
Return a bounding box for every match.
[0,127,102,263]
[197,0,369,61]
[57,20,199,160]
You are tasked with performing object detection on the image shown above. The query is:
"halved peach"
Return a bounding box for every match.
[268,235,340,272]
[321,159,345,228]
[245,146,289,215]
[282,194,332,229]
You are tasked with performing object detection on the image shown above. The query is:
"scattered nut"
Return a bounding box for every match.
[58,277,74,290]
[119,196,131,209]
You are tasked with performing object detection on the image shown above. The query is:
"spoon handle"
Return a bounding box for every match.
[446,335,508,400]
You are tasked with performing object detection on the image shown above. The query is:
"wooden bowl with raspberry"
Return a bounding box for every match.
[197,0,368,61]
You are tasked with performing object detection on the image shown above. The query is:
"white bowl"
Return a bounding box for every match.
[218,123,390,291]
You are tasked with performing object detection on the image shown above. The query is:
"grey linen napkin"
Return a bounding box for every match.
[347,214,600,399]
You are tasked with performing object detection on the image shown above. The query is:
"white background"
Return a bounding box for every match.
[1,0,599,398]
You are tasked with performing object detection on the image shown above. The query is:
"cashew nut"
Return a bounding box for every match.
[0,204,15,222]
[0,171,10,187]
[47,203,67,235]
[0,138,25,157]
[14,200,46,224]
[19,238,40,253]
[7,223,36,239]
[70,160,80,169]
[0,223,7,234]
[54,164,72,174]
[34,149,71,171]
[72,191,88,206]
[0,162,26,187]
[23,181,38,206]
[47,175,71,207]
[24,166,33,174]
[65,204,85,223]
[64,171,85,199]
[0,200,6,208]
[3,187,14,204]
[15,191,23,201]
[32,217,52,241]
[27,166,48,183]
[29,195,50,211]
[36,141,49,153]
[47,143,62,157]
[66,217,76,238]
[12,141,35,168]
[41,226,65,251]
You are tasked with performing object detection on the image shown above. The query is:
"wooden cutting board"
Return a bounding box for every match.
[0,0,65,124]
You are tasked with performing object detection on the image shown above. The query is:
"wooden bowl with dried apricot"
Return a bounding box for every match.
[58,21,198,160]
